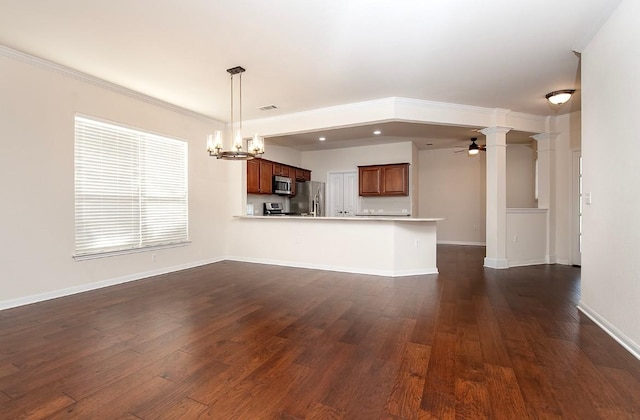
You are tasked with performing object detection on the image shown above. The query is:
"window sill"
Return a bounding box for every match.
[73,241,191,261]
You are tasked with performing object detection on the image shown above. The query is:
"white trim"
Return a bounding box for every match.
[508,259,549,268]
[226,256,438,277]
[437,240,486,246]
[74,241,191,261]
[484,257,509,269]
[0,257,224,311]
[506,208,549,214]
[0,44,216,123]
[555,258,571,265]
[577,301,640,361]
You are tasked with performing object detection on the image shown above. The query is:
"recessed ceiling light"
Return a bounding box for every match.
[319,137,326,141]
[373,130,382,135]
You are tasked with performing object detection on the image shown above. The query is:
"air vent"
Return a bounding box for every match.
[258,104,278,111]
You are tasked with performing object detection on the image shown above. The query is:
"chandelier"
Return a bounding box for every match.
[207,66,265,160]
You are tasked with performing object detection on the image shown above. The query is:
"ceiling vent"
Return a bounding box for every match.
[258,104,278,111]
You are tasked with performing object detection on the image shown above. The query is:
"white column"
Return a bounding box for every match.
[532,132,558,263]
[481,126,511,269]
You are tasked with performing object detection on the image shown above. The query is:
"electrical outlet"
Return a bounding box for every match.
[152,254,157,262]
[415,239,422,248]
[513,235,518,243]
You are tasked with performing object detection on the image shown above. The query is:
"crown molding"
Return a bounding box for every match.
[0,44,218,123]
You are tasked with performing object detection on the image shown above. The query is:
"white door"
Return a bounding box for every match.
[342,172,357,216]
[328,171,357,217]
[571,151,582,266]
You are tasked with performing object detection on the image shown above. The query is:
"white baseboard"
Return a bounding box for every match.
[437,240,486,246]
[577,301,640,361]
[0,257,224,311]
[555,258,571,265]
[484,257,509,269]
[226,256,438,277]
[508,259,549,268]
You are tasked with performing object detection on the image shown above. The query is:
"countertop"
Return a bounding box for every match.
[235,215,444,222]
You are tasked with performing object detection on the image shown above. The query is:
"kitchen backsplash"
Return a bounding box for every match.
[247,194,288,215]
[359,196,411,215]
[247,195,410,216]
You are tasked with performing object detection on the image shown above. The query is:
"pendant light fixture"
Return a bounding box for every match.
[207,66,265,160]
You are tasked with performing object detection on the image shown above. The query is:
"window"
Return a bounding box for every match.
[74,116,188,258]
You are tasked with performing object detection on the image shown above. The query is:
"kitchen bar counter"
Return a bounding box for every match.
[229,215,444,277]
[235,215,443,222]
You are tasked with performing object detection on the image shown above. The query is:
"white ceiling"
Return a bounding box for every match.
[0,0,619,150]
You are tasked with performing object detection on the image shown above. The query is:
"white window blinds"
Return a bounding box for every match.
[74,116,188,257]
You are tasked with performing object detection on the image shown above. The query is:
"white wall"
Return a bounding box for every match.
[506,209,548,266]
[418,148,486,245]
[506,144,536,208]
[581,0,640,357]
[260,143,302,168]
[0,52,227,308]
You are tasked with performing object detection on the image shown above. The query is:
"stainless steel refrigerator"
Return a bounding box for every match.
[290,181,325,216]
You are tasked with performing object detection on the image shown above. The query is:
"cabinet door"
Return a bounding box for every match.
[259,160,273,194]
[273,163,282,176]
[302,170,311,182]
[247,159,260,194]
[290,175,297,197]
[382,164,408,195]
[359,166,382,196]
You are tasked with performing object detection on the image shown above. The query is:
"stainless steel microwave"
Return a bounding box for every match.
[273,175,292,195]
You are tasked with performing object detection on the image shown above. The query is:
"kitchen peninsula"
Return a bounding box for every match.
[229,215,443,277]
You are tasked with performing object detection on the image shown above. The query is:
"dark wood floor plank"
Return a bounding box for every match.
[157,397,209,419]
[2,245,640,418]
[383,342,431,418]
[0,387,76,419]
[485,364,529,419]
[420,332,457,417]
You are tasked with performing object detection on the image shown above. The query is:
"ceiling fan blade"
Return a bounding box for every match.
[454,149,467,153]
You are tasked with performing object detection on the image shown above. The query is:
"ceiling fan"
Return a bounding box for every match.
[455,137,486,155]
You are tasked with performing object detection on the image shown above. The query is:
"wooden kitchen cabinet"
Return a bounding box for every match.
[247,159,310,195]
[247,158,273,194]
[292,168,311,182]
[358,163,409,196]
[273,163,291,177]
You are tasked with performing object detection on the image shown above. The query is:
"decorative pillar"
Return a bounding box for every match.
[481,126,511,269]
[532,132,558,263]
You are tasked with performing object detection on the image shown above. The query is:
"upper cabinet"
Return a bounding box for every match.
[358,163,409,196]
[247,158,311,195]
[293,168,311,182]
[247,159,273,194]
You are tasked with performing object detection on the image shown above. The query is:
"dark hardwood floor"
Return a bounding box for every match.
[1,245,640,419]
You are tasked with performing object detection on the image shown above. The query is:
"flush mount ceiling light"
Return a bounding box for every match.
[373,130,382,135]
[207,66,264,160]
[545,89,576,105]
[319,137,326,141]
